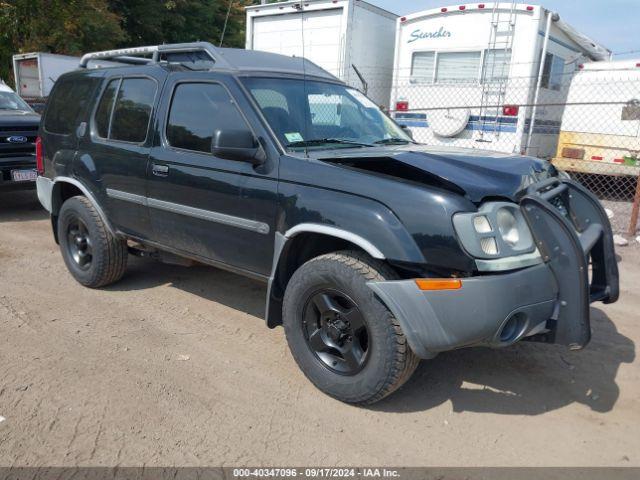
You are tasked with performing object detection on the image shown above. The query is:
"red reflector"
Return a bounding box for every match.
[591,156,603,161]
[614,158,625,163]
[459,5,466,10]
[478,3,485,8]
[502,105,519,116]
[400,16,407,22]
[396,101,409,111]
[636,63,640,68]
[526,5,534,11]
[441,7,448,12]
[35,136,43,175]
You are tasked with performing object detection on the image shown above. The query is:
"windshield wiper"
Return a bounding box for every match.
[288,138,374,148]
[373,137,412,145]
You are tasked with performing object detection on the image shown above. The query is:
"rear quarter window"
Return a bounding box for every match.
[92,77,157,143]
[44,75,100,135]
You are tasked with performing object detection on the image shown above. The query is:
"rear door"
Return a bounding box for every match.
[146,73,279,277]
[81,68,167,239]
[252,9,345,78]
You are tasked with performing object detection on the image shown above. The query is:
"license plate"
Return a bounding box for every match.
[10,169,37,182]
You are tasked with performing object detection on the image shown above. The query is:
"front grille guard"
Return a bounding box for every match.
[520,178,619,349]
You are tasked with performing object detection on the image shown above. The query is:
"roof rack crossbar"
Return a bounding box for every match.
[79,43,220,68]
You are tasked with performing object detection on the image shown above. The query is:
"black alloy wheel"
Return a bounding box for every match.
[65,217,93,270]
[303,289,369,375]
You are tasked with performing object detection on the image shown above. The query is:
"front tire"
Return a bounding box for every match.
[283,250,419,405]
[58,195,128,288]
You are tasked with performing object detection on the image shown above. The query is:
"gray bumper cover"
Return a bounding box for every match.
[368,263,558,359]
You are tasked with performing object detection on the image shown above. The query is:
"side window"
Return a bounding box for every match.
[44,75,99,135]
[482,49,512,83]
[166,83,250,154]
[541,53,565,90]
[436,51,481,83]
[110,78,156,142]
[94,79,119,138]
[411,51,435,84]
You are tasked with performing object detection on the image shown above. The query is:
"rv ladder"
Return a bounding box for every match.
[476,0,517,143]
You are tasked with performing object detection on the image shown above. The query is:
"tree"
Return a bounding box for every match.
[0,0,125,86]
[0,0,252,89]
[106,0,250,48]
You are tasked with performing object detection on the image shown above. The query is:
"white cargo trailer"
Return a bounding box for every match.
[12,52,80,100]
[391,2,611,158]
[245,0,397,108]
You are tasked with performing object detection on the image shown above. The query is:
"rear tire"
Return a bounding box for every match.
[58,195,128,288]
[283,250,419,405]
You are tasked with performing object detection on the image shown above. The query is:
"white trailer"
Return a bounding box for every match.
[245,0,397,108]
[391,3,610,158]
[12,52,80,100]
[552,60,640,176]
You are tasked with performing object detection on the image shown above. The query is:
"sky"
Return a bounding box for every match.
[368,0,639,57]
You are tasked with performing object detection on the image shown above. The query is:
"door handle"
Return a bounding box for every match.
[152,164,169,177]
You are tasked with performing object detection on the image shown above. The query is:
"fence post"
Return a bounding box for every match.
[628,175,640,237]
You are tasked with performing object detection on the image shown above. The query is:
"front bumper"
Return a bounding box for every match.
[369,179,619,359]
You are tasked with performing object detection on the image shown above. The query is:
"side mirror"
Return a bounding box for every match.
[400,124,414,140]
[211,129,265,165]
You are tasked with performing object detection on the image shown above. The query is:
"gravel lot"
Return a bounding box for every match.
[1,189,639,467]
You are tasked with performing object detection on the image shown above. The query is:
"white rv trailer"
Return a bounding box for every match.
[552,60,640,177]
[245,0,397,108]
[391,3,611,158]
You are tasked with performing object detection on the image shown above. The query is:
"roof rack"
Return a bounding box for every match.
[79,42,225,68]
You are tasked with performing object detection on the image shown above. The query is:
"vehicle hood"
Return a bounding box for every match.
[315,144,556,203]
[0,110,40,124]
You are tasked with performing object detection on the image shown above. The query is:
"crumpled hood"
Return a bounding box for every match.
[316,144,556,203]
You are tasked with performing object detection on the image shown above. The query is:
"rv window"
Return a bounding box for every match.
[541,53,565,90]
[411,52,435,83]
[482,49,512,83]
[436,51,481,83]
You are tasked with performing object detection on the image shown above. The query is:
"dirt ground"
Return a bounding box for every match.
[0,189,638,467]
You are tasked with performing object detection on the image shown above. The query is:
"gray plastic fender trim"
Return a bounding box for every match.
[284,223,385,259]
[49,176,119,238]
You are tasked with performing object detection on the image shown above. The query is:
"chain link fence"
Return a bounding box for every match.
[352,65,640,239]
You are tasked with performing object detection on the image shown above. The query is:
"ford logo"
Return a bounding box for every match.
[7,135,28,144]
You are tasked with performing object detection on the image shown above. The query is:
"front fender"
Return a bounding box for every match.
[278,182,425,264]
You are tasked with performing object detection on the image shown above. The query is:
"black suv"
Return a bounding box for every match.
[36,43,619,405]
[0,84,40,190]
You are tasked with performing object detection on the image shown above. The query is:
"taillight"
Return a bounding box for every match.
[35,136,44,175]
[502,105,519,116]
[395,101,409,111]
[562,147,585,160]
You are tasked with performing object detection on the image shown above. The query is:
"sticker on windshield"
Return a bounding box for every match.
[285,132,304,143]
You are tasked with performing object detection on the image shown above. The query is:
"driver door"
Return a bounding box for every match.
[146,74,278,277]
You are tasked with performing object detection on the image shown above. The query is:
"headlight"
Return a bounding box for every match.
[453,202,539,264]
[496,208,519,246]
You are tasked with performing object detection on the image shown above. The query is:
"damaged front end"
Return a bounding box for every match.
[367,177,619,359]
[520,178,619,348]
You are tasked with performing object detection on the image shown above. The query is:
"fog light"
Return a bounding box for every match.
[473,215,492,233]
[480,236,498,255]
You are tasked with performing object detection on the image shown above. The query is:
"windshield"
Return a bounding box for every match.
[242,78,412,151]
[0,91,33,112]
